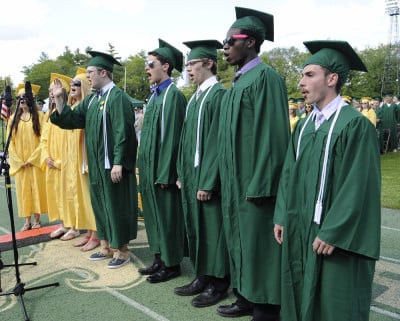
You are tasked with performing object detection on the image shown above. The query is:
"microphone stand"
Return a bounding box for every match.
[0,97,59,321]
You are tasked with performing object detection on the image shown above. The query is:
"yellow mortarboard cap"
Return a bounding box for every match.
[341,95,352,104]
[361,97,372,103]
[16,83,41,96]
[288,102,297,109]
[75,67,87,76]
[49,73,72,93]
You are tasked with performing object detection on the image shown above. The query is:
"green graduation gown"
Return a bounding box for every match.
[50,86,138,249]
[177,82,229,278]
[376,102,399,151]
[274,105,381,321]
[137,83,186,267]
[218,63,290,303]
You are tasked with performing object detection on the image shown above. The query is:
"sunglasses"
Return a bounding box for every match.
[70,80,81,87]
[222,34,249,46]
[145,60,155,68]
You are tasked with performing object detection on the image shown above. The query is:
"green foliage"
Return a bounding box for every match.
[17,43,390,102]
[180,84,197,101]
[380,152,400,209]
[216,51,235,88]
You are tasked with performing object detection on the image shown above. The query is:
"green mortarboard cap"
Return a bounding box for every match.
[383,92,393,97]
[303,40,367,83]
[183,39,222,62]
[373,96,382,102]
[288,97,296,103]
[296,97,305,102]
[231,7,274,42]
[151,39,183,73]
[87,50,121,72]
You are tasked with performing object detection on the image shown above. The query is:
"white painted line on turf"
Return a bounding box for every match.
[371,306,400,319]
[382,226,400,232]
[380,256,400,264]
[104,287,171,321]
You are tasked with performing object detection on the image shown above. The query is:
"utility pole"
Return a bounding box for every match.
[381,0,400,95]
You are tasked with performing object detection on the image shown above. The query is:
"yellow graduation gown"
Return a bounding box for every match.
[61,106,96,230]
[40,111,64,222]
[8,113,47,217]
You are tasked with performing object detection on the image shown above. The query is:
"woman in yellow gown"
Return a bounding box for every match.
[41,74,72,239]
[62,68,99,251]
[8,83,47,230]
[289,102,300,133]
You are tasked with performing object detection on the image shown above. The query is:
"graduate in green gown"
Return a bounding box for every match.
[217,7,290,321]
[273,40,381,321]
[137,39,187,283]
[376,92,399,153]
[174,40,230,307]
[50,51,138,269]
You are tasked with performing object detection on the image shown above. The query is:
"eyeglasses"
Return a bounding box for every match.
[185,59,203,68]
[222,34,249,46]
[17,96,26,100]
[145,60,155,68]
[70,80,81,87]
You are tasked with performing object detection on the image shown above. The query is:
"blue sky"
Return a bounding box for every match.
[0,0,390,85]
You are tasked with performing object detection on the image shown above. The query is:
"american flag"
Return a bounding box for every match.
[1,99,10,121]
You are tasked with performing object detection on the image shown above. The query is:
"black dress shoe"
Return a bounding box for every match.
[174,278,208,296]
[146,266,181,283]
[138,262,163,275]
[191,285,229,308]
[217,302,253,318]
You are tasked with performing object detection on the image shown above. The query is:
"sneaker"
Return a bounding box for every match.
[108,257,131,269]
[20,223,31,231]
[31,221,41,229]
[89,251,112,261]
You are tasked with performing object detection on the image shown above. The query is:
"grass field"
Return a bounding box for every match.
[381,152,400,209]
[0,150,398,321]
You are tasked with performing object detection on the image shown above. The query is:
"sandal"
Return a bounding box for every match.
[20,223,31,231]
[60,229,80,241]
[31,221,41,229]
[50,226,68,239]
[74,235,90,247]
[81,238,100,252]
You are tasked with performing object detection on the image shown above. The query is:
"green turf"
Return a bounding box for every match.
[380,152,400,209]
[0,152,399,321]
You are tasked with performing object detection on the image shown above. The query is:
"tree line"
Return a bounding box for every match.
[0,43,395,103]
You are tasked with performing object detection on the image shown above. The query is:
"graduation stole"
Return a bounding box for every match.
[147,83,174,143]
[296,99,352,225]
[87,86,114,169]
[185,82,217,167]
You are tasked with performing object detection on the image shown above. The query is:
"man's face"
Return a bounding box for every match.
[145,54,168,85]
[86,67,103,90]
[384,96,393,104]
[299,64,332,106]
[222,28,250,66]
[185,59,211,86]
